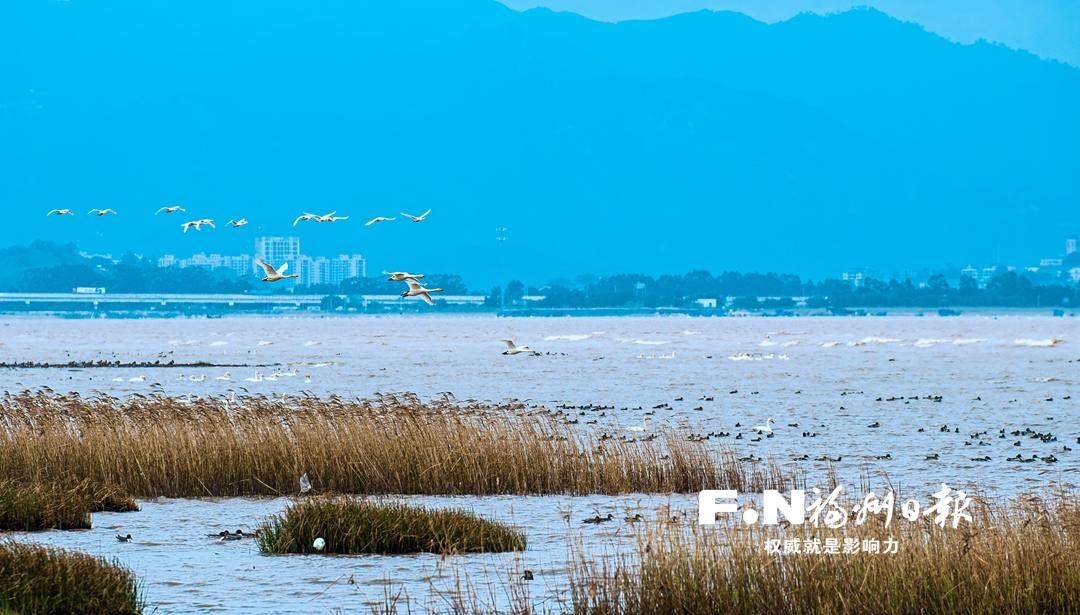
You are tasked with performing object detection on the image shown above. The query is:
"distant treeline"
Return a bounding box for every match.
[4,242,1076,309]
[500,271,1077,309]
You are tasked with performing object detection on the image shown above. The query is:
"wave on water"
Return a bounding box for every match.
[305,341,321,346]
[914,339,950,347]
[168,340,194,346]
[257,341,274,346]
[760,341,778,346]
[821,342,842,348]
[619,339,668,345]
[1034,377,1058,382]
[210,341,228,346]
[952,339,987,345]
[544,335,592,341]
[781,341,800,347]
[1015,338,1061,347]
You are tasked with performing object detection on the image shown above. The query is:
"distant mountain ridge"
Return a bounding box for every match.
[1,1,1077,285]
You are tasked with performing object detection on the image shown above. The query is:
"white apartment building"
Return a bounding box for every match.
[157,253,252,278]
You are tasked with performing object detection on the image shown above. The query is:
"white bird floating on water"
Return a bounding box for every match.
[255,259,299,282]
[215,372,230,381]
[401,208,431,222]
[189,374,205,382]
[88,208,117,216]
[244,372,263,382]
[626,416,652,432]
[312,537,325,551]
[401,279,442,305]
[752,418,775,434]
[300,472,312,493]
[227,219,248,228]
[501,340,538,355]
[129,375,147,382]
[46,209,74,216]
[365,216,395,225]
[384,271,424,281]
[155,206,185,214]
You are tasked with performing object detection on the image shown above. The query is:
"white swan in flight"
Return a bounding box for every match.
[181,220,213,232]
[316,212,347,222]
[155,206,185,214]
[401,209,431,222]
[365,216,395,226]
[88,208,117,216]
[293,212,319,226]
[255,259,299,282]
[385,271,424,281]
[626,416,651,432]
[401,279,442,305]
[228,219,248,228]
[501,340,539,355]
[46,209,74,216]
[752,418,775,434]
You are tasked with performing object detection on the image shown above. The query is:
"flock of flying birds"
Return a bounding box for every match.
[43,205,445,306]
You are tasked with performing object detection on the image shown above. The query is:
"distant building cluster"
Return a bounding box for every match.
[843,236,1080,289]
[159,236,365,287]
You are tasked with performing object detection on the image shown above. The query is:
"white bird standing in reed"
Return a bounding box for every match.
[255,259,298,282]
[401,279,442,305]
[384,271,424,282]
[313,537,325,551]
[401,209,431,222]
[501,340,538,355]
[88,208,117,216]
[46,209,74,216]
[156,206,185,214]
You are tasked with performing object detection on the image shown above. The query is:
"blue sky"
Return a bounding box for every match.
[498,0,1080,66]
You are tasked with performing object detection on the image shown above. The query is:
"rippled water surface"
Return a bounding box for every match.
[2,313,1079,612]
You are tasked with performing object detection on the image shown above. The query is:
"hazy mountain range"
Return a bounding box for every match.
[2,0,1078,287]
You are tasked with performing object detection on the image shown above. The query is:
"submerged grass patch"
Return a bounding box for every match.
[0,541,142,615]
[571,492,1080,615]
[0,480,137,532]
[0,391,800,498]
[258,497,526,555]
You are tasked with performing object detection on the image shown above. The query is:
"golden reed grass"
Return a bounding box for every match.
[0,542,143,615]
[0,480,137,531]
[0,392,800,498]
[570,491,1080,615]
[258,497,527,554]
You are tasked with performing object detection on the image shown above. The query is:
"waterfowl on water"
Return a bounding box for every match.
[583,513,613,524]
[116,534,132,542]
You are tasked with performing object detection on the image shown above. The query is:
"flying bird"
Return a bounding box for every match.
[365,216,395,226]
[155,206,185,214]
[88,208,117,216]
[181,220,213,233]
[401,209,431,222]
[401,279,442,305]
[501,340,539,355]
[316,212,347,222]
[228,219,248,228]
[255,259,299,282]
[46,209,74,216]
[293,212,319,226]
[385,271,424,281]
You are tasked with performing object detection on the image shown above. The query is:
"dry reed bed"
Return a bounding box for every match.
[0,392,799,498]
[571,492,1080,615]
[0,541,143,614]
[0,480,138,532]
[258,497,527,555]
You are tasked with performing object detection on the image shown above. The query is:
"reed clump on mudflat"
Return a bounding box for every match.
[0,542,142,615]
[0,479,136,531]
[0,391,800,498]
[571,492,1080,615]
[258,497,526,555]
